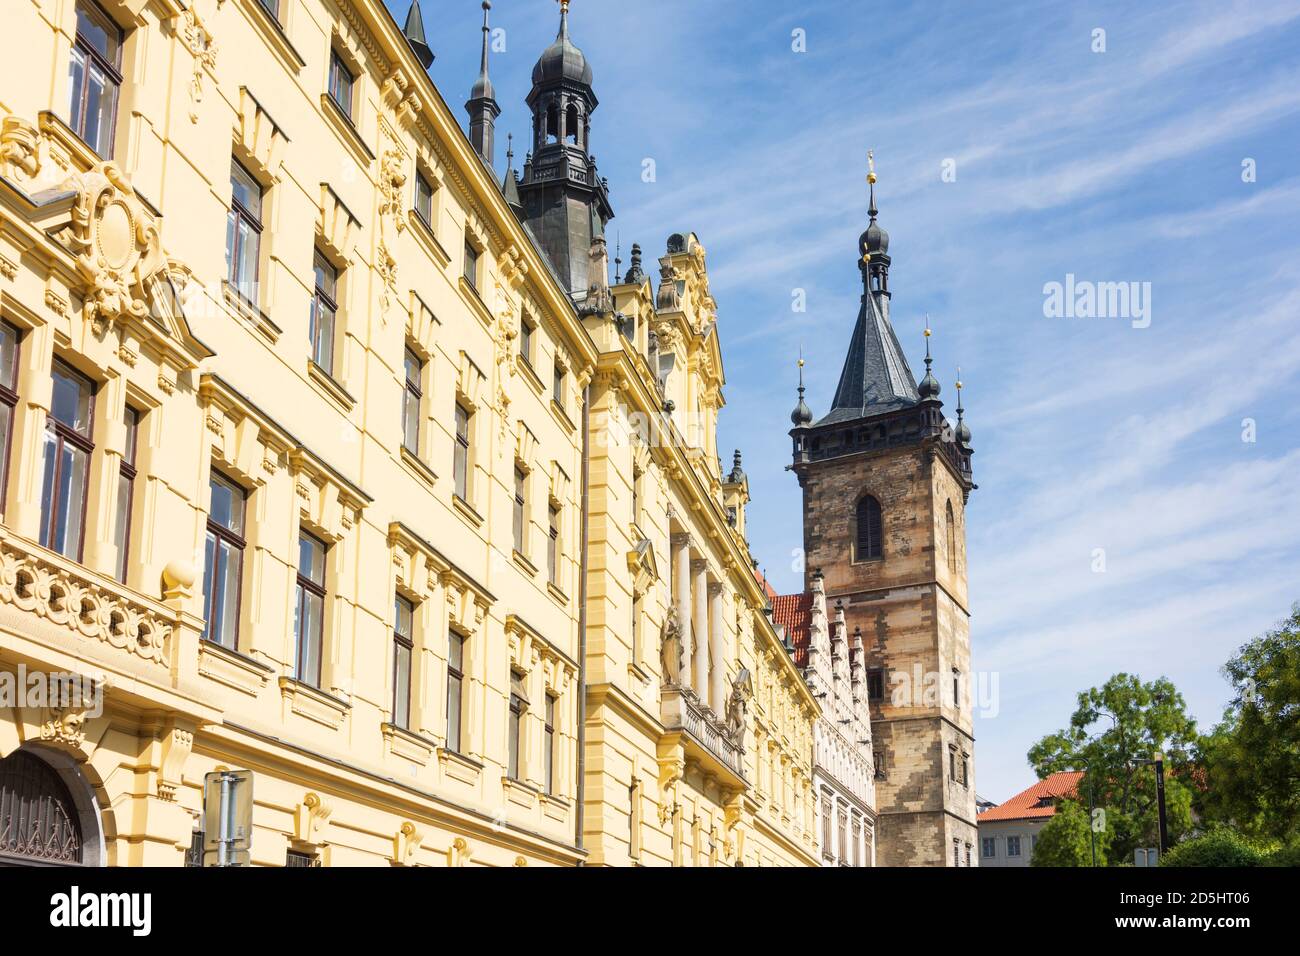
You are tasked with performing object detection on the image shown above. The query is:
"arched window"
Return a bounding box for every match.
[946,500,957,574]
[0,750,84,865]
[565,104,580,145]
[545,102,559,144]
[855,494,882,560]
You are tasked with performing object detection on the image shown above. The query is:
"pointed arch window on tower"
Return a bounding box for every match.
[854,494,883,562]
[565,104,580,146]
[946,500,957,574]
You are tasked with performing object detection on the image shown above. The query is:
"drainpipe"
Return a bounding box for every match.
[575,381,590,862]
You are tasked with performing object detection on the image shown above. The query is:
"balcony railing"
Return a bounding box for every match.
[660,684,745,782]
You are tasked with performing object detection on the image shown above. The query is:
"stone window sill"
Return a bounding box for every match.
[198,638,274,697]
[382,723,437,765]
[279,676,351,730]
[308,360,356,412]
[409,207,450,268]
[222,280,282,343]
[512,549,538,576]
[438,747,483,786]
[320,93,374,167]
[236,0,305,73]
[453,494,484,529]
[458,276,494,328]
[400,445,437,488]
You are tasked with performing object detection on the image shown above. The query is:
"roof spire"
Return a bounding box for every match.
[918,314,941,400]
[558,0,571,38]
[501,132,523,216]
[955,368,972,448]
[859,150,891,296]
[465,2,500,166]
[402,1,435,69]
[614,231,622,284]
[790,348,813,427]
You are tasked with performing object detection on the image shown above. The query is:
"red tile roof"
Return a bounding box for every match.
[979,771,1083,822]
[771,592,812,668]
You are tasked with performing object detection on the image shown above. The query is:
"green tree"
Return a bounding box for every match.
[1160,827,1265,867]
[1197,604,1300,843]
[1028,673,1198,865]
[1030,798,1112,867]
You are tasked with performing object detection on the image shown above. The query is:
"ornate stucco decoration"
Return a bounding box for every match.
[0,532,172,667]
[61,162,165,331]
[392,821,423,866]
[0,114,41,181]
[178,9,217,123]
[655,263,681,311]
[381,68,424,127]
[295,792,333,845]
[378,148,408,235]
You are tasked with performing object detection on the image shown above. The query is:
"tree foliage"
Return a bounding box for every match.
[1197,604,1300,843]
[1030,798,1112,867]
[1160,827,1266,867]
[1028,673,1198,865]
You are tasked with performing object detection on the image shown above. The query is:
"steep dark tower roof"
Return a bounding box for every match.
[532,1,593,87]
[818,163,918,425]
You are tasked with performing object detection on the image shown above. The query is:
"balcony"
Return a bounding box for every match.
[659,684,745,786]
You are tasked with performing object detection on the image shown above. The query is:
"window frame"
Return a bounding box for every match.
[453,403,471,502]
[68,0,124,159]
[463,239,479,292]
[547,502,560,587]
[293,531,328,688]
[445,631,465,753]
[226,160,264,305]
[40,360,96,561]
[202,471,247,649]
[854,493,883,561]
[0,322,22,510]
[982,836,996,858]
[392,596,414,730]
[543,693,557,795]
[413,170,435,230]
[507,670,528,782]
[512,466,527,555]
[402,346,422,456]
[519,319,534,369]
[113,406,139,583]
[327,48,355,121]
[310,250,339,375]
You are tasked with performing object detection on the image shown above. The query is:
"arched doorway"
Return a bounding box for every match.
[0,749,89,866]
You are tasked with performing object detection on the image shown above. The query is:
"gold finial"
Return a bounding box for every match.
[558,0,570,12]
[956,365,963,390]
[867,149,877,185]
[924,313,932,337]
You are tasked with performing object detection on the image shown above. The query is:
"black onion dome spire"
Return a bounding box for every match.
[955,369,972,448]
[533,0,593,86]
[917,318,941,400]
[791,356,813,427]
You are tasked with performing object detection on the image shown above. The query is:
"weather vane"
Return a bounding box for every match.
[867,149,877,185]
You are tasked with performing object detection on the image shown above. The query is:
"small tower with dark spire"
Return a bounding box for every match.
[402,1,435,69]
[517,0,615,296]
[465,2,499,166]
[787,155,977,868]
[502,133,523,218]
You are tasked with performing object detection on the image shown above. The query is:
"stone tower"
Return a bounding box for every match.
[516,0,614,297]
[788,166,978,866]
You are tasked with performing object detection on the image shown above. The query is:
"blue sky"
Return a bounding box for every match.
[386,0,1300,802]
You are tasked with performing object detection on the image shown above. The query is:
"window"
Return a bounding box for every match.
[949,748,958,781]
[414,170,434,228]
[453,404,470,501]
[632,467,642,526]
[202,472,245,648]
[1006,835,1021,857]
[507,671,527,781]
[68,0,122,158]
[0,323,21,508]
[390,596,415,730]
[519,319,534,368]
[953,668,961,707]
[544,693,556,795]
[953,843,961,867]
[547,503,560,587]
[960,753,969,787]
[866,667,885,702]
[293,532,327,687]
[946,500,957,574]
[328,50,354,120]
[446,632,465,752]
[257,0,280,20]
[113,407,139,583]
[855,494,883,560]
[512,467,526,554]
[225,161,263,304]
[981,836,996,858]
[552,362,565,408]
[185,829,204,868]
[402,348,422,455]
[310,252,338,375]
[40,361,95,560]
[631,592,643,666]
[285,850,319,868]
[463,240,479,291]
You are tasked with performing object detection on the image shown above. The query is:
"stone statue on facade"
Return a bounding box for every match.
[725,668,751,746]
[660,606,683,686]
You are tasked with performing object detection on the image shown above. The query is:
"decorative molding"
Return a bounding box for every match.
[234,87,289,183]
[0,531,172,667]
[178,9,217,123]
[317,183,360,264]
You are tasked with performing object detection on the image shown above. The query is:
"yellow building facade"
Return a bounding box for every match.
[0,0,816,867]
